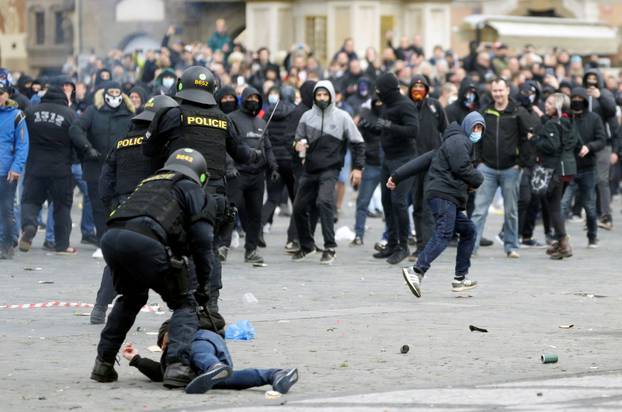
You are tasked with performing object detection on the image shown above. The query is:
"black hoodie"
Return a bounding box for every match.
[24,86,79,177]
[375,73,419,160]
[214,85,238,114]
[229,86,278,173]
[408,75,447,154]
[582,69,619,146]
[571,87,607,171]
[263,97,296,162]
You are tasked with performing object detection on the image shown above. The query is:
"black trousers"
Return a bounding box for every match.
[97,229,197,366]
[411,171,434,251]
[293,168,339,251]
[86,178,107,242]
[206,179,227,301]
[261,160,297,242]
[230,172,265,252]
[546,178,566,239]
[21,174,73,251]
[381,157,415,250]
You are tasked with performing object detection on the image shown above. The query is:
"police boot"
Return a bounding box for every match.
[90,357,118,382]
[163,362,195,388]
[207,290,219,313]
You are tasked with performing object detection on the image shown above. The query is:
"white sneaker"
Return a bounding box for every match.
[231,231,240,249]
[402,267,423,298]
[92,248,103,259]
[263,223,271,234]
[451,278,478,292]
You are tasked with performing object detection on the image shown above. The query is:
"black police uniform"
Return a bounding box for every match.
[94,157,214,387]
[144,66,258,310]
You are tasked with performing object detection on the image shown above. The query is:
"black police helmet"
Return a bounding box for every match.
[132,95,178,122]
[160,148,209,186]
[176,66,217,105]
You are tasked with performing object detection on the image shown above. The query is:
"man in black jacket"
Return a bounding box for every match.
[408,75,447,258]
[561,87,607,246]
[69,81,135,245]
[229,86,278,264]
[90,149,214,389]
[373,73,419,264]
[389,112,485,298]
[19,86,90,254]
[446,80,479,124]
[471,77,532,258]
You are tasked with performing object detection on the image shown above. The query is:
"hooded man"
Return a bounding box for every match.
[69,80,135,246]
[373,73,419,265]
[407,75,448,258]
[0,68,30,110]
[292,80,365,264]
[446,80,479,124]
[228,86,278,264]
[390,112,485,298]
[345,77,372,115]
[582,69,619,230]
[154,68,178,97]
[129,85,148,114]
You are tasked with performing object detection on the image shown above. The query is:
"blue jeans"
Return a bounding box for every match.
[415,197,476,278]
[192,330,278,390]
[354,164,381,239]
[471,164,521,253]
[0,177,17,249]
[561,169,598,241]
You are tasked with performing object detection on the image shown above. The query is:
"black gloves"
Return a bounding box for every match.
[375,118,392,130]
[270,169,280,182]
[85,147,101,161]
[195,288,209,306]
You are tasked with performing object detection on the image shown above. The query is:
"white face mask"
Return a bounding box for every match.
[105,93,122,108]
[162,77,175,89]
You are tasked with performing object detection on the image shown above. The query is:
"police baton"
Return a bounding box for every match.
[258,99,280,145]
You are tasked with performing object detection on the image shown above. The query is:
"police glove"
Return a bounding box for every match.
[375,118,392,130]
[195,288,209,306]
[85,147,101,161]
[270,169,280,182]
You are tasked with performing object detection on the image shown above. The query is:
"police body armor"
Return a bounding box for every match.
[108,172,187,254]
[114,128,159,196]
[168,103,230,180]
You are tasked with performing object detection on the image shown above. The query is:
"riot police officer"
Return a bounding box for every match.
[144,66,260,311]
[91,148,215,388]
[90,95,179,325]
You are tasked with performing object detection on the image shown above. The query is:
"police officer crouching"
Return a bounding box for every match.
[91,148,216,388]
[144,66,261,312]
[90,95,179,325]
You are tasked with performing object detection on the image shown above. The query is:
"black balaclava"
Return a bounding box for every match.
[299,80,317,109]
[215,85,238,114]
[375,73,400,105]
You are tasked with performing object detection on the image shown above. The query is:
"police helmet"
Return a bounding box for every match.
[175,66,217,105]
[132,95,178,122]
[160,148,209,186]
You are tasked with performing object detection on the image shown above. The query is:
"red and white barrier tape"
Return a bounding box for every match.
[0,301,166,314]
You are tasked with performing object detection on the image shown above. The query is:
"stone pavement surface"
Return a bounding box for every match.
[1,198,622,411]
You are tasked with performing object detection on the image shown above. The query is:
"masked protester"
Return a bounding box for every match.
[89,95,178,325]
[69,81,135,249]
[144,66,260,312]
[291,80,365,265]
[446,80,479,124]
[345,77,372,115]
[373,73,419,265]
[407,75,448,259]
[90,148,215,389]
[154,68,178,97]
[228,86,278,264]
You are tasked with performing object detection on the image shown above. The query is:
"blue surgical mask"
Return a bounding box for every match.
[268,94,279,105]
[469,131,482,143]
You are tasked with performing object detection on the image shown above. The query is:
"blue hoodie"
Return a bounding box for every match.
[0,99,29,176]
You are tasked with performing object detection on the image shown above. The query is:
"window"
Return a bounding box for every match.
[305,16,327,64]
[35,11,45,45]
[55,11,65,44]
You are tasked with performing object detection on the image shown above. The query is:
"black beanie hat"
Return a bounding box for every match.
[375,73,399,95]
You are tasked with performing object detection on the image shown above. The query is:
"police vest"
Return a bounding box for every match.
[107,172,187,251]
[114,127,158,196]
[169,103,229,179]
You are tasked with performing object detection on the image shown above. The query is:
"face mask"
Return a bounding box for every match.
[469,131,482,143]
[410,89,426,102]
[162,77,175,89]
[518,94,532,108]
[571,100,584,112]
[105,93,122,108]
[316,100,330,111]
[268,94,279,105]
[448,95,458,105]
[220,100,237,114]
[529,94,536,103]
[37,90,46,97]
[244,100,259,114]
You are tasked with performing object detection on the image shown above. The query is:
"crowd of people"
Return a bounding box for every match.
[1,18,622,391]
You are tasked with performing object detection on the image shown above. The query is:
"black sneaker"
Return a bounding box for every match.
[373,247,395,259]
[292,248,316,262]
[387,248,409,265]
[451,278,478,292]
[43,240,56,251]
[258,233,267,248]
[479,237,493,247]
[18,225,36,252]
[402,266,423,298]
[81,234,99,246]
[350,236,363,246]
[90,357,118,383]
[320,249,336,265]
[244,249,264,264]
[185,362,232,394]
[521,238,546,248]
[588,238,599,249]
[163,362,195,388]
[272,368,299,394]
[285,241,300,254]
